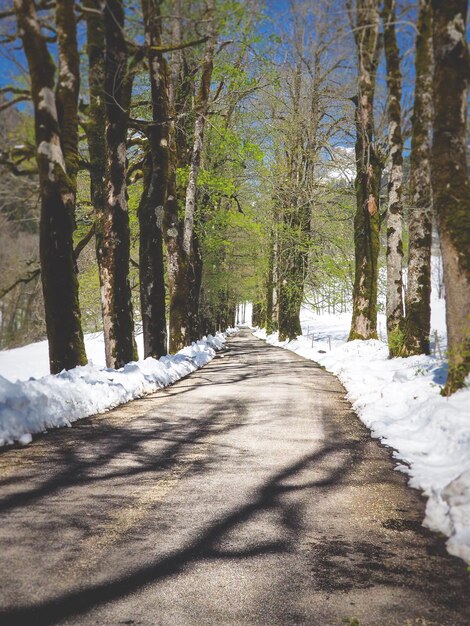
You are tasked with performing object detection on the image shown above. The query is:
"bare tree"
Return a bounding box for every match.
[264,0,350,340]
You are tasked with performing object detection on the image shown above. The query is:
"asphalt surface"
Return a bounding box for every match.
[0,330,469,626]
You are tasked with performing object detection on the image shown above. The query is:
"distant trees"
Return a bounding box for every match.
[0,96,43,348]
[263,0,352,340]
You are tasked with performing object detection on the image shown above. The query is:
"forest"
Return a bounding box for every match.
[0,0,469,397]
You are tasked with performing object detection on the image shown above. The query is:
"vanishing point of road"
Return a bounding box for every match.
[0,331,469,626]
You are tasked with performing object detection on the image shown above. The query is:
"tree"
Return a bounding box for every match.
[262,0,351,340]
[182,0,217,340]
[138,0,168,358]
[347,0,383,341]
[383,0,404,355]
[403,0,433,356]
[96,0,138,368]
[431,0,470,394]
[276,34,308,341]
[13,0,87,373]
[83,0,108,336]
[163,0,196,352]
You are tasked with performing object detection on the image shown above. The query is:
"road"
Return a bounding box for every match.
[0,330,469,626]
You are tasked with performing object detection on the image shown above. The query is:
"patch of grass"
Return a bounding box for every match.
[388,327,407,358]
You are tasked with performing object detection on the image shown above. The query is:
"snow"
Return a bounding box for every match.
[0,330,235,449]
[254,268,470,565]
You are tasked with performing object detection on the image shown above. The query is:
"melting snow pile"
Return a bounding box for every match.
[255,311,470,565]
[0,331,233,448]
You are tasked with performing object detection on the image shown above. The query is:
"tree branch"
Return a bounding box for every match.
[147,36,209,53]
[73,225,95,260]
[0,96,30,112]
[0,268,40,299]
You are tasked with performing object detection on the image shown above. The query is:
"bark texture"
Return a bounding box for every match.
[84,0,107,322]
[98,0,137,368]
[348,0,382,341]
[182,1,216,255]
[183,0,217,340]
[265,228,277,334]
[56,0,80,186]
[14,0,87,374]
[139,0,168,358]
[276,36,312,342]
[163,0,216,351]
[404,0,433,356]
[383,0,404,355]
[183,0,216,340]
[164,0,191,352]
[431,0,470,394]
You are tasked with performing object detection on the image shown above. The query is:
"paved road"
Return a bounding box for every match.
[0,331,469,626]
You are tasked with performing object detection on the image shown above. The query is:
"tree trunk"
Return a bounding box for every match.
[56,0,80,186]
[137,151,167,358]
[277,46,309,342]
[348,0,382,341]
[183,0,216,339]
[164,0,192,352]
[404,0,433,356]
[431,0,470,394]
[252,303,261,327]
[139,0,169,358]
[14,0,87,374]
[383,0,404,355]
[188,234,203,341]
[278,264,303,341]
[98,0,137,368]
[84,0,108,353]
[165,177,191,352]
[265,227,278,333]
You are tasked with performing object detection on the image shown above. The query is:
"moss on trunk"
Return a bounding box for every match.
[431,0,470,394]
[383,0,405,356]
[348,0,382,342]
[403,0,433,357]
[139,0,169,358]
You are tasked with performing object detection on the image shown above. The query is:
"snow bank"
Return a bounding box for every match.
[255,314,470,565]
[0,331,234,448]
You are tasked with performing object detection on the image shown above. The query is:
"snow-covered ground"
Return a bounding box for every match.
[0,330,234,448]
[255,277,470,565]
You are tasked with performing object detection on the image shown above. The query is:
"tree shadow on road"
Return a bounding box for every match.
[0,437,364,626]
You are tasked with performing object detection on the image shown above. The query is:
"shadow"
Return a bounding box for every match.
[0,441,362,626]
[1,330,469,626]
